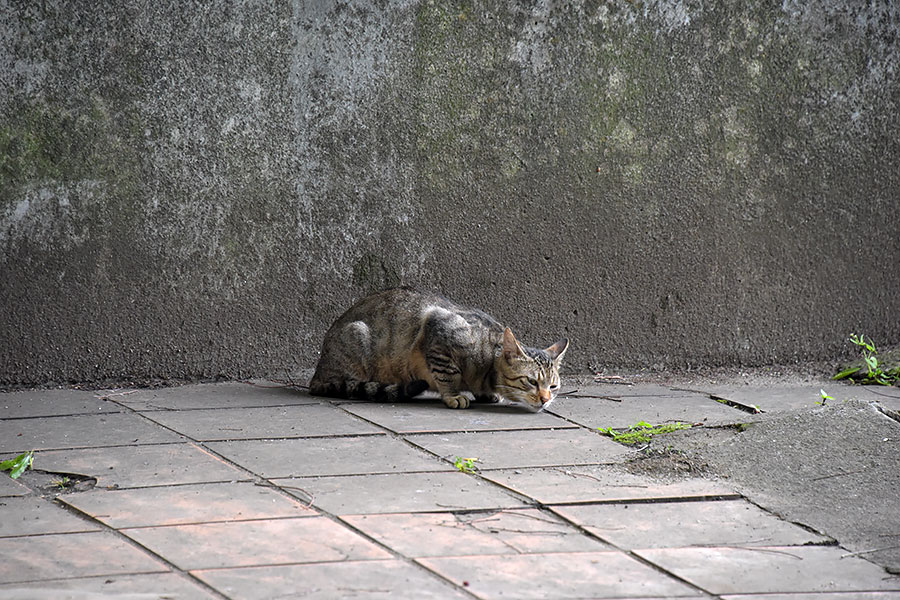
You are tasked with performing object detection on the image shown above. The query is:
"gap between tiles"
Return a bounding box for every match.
[472,464,746,508]
[98,393,485,597]
[51,469,449,598]
[48,463,462,598]
[85,387,782,598]
[110,394,391,443]
[46,499,230,600]
[142,432,390,443]
[0,410,128,422]
[269,401,718,597]
[538,493,745,507]
[325,400,546,476]
[541,501,724,598]
[20,384,892,598]
[243,401,518,597]
[105,515,318,532]
[2,440,196,453]
[96,478,259,492]
[0,570,178,589]
[721,494,840,545]
[667,387,773,415]
[540,495,863,598]
[335,505,550,520]
[127,402,324,413]
[252,477,487,598]
[325,403,666,512]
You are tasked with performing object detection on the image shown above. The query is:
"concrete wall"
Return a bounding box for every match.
[2,0,898,385]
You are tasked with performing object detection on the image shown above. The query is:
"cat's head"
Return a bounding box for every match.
[495,327,569,412]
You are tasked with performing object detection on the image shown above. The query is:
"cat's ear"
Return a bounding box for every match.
[502,327,526,361]
[545,338,569,362]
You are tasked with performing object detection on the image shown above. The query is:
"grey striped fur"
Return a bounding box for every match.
[309,287,568,411]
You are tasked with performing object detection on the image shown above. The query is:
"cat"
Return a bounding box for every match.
[309,287,569,411]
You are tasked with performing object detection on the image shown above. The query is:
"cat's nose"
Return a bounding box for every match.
[539,390,551,404]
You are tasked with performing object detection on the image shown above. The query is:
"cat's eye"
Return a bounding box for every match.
[526,377,538,387]
[549,383,559,390]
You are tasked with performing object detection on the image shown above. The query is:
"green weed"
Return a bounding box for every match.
[0,451,34,479]
[598,421,694,446]
[453,456,479,473]
[815,389,835,406]
[833,334,900,386]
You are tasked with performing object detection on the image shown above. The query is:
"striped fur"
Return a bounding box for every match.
[309,287,568,411]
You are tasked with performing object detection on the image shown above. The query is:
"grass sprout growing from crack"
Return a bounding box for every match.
[816,389,835,406]
[1,451,34,479]
[453,456,480,473]
[597,421,694,446]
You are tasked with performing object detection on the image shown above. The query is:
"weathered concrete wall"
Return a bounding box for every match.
[2,0,898,385]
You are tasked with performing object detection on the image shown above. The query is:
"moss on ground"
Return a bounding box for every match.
[598,421,695,446]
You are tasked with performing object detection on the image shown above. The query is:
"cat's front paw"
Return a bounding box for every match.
[442,394,471,409]
[474,393,502,404]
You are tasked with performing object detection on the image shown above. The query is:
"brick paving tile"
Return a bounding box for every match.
[36,443,247,488]
[636,546,900,594]
[481,464,737,504]
[552,498,829,549]
[418,551,698,599]
[549,392,748,429]
[343,508,610,557]
[0,474,30,498]
[0,572,221,599]
[141,403,381,440]
[121,516,390,570]
[0,388,120,419]
[0,496,99,537]
[342,400,577,433]
[0,531,167,584]
[194,559,471,600]
[207,435,449,478]
[0,413,183,452]
[61,481,316,528]
[113,381,315,411]
[274,471,525,514]
[405,428,632,469]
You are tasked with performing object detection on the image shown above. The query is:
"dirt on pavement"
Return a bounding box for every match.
[647,398,900,574]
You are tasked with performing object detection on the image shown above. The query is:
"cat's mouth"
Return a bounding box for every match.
[502,394,550,413]
[495,385,554,412]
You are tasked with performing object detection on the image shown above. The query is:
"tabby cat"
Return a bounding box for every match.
[309,287,569,411]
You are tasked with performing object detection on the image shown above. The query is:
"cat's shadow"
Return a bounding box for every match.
[373,393,539,414]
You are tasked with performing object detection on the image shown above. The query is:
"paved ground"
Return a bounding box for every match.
[1,377,899,599]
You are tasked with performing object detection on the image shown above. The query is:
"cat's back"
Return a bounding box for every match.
[328,286,442,328]
[325,287,501,340]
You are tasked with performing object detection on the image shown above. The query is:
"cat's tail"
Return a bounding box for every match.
[309,377,429,402]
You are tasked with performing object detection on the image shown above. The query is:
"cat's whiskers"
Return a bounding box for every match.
[494,385,543,411]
